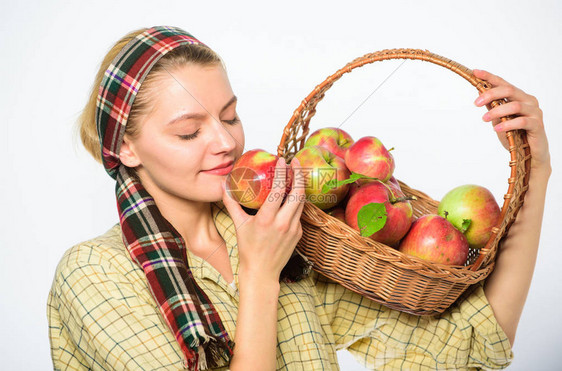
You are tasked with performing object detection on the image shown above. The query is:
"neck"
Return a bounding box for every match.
[137,172,222,253]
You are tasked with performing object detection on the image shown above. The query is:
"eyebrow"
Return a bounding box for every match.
[166,95,238,126]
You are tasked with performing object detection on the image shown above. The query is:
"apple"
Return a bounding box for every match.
[344,136,395,182]
[327,206,346,223]
[345,180,414,247]
[304,127,355,159]
[347,181,362,200]
[348,175,403,201]
[437,184,501,249]
[398,214,469,265]
[387,176,406,199]
[226,149,293,209]
[293,145,350,210]
[388,175,401,190]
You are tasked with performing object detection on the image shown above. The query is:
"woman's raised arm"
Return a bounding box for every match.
[472,68,552,347]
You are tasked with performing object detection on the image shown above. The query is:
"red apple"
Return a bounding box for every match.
[304,127,354,159]
[327,206,346,223]
[294,145,350,210]
[347,181,362,200]
[348,175,403,201]
[388,175,401,190]
[345,180,414,247]
[437,184,501,249]
[226,149,293,209]
[398,214,469,265]
[345,136,395,182]
[387,176,406,198]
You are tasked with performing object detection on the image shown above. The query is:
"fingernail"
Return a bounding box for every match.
[475,97,484,106]
[482,112,490,121]
[494,124,503,131]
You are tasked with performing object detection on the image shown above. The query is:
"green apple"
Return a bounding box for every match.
[294,145,350,209]
[304,127,354,159]
[438,184,501,249]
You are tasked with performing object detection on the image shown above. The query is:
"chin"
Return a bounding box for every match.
[195,169,234,202]
[185,193,223,204]
[204,182,225,203]
[169,177,223,203]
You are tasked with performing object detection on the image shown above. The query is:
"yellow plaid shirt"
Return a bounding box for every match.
[47,201,513,370]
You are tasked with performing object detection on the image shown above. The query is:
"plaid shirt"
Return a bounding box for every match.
[47,201,513,370]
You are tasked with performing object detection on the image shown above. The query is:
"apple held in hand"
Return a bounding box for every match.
[294,145,350,210]
[304,127,354,159]
[398,214,469,265]
[226,149,293,209]
[345,136,395,182]
[345,180,415,247]
[438,184,501,249]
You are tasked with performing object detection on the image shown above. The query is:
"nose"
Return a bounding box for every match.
[210,118,239,154]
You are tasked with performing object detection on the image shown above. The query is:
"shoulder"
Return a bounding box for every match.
[49,222,156,312]
[51,223,143,288]
[57,223,127,265]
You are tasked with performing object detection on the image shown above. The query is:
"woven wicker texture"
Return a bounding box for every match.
[277,48,531,315]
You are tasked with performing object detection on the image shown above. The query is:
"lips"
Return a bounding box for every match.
[205,160,234,171]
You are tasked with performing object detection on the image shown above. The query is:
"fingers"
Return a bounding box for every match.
[474,69,550,170]
[492,116,542,133]
[473,68,507,87]
[473,68,542,128]
[482,101,532,125]
[290,199,306,233]
[256,157,288,220]
[278,157,307,221]
[474,82,527,109]
[221,178,250,228]
[473,69,533,112]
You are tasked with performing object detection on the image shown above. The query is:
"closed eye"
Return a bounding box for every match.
[178,129,200,141]
[178,116,239,141]
[223,116,241,125]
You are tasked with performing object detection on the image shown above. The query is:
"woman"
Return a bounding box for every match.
[47,26,551,370]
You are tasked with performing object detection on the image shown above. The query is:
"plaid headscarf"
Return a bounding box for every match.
[95,26,234,370]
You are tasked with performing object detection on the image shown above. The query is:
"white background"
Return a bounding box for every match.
[1,0,560,369]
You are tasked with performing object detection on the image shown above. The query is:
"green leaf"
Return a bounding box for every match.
[460,219,472,234]
[321,171,381,193]
[321,179,339,194]
[349,172,366,181]
[357,203,387,237]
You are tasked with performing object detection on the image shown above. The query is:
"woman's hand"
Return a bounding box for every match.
[221,157,306,285]
[473,68,551,172]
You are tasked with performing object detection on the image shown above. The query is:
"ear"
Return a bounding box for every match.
[119,136,142,168]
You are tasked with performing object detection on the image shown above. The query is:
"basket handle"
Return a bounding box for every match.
[277,48,531,272]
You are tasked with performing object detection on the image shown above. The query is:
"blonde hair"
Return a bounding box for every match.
[75,27,225,164]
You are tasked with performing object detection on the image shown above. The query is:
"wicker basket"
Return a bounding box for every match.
[277,48,531,316]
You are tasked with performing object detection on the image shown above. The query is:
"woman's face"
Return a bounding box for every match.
[122,63,245,203]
